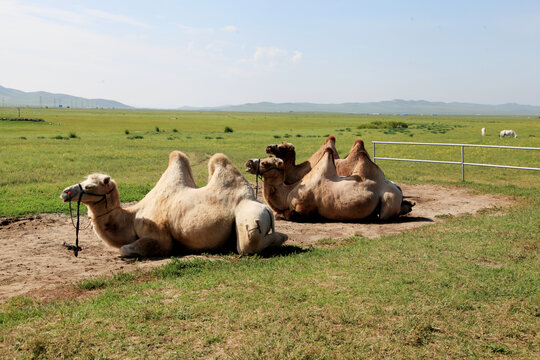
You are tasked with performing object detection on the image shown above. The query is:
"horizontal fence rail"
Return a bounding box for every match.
[372,141,540,181]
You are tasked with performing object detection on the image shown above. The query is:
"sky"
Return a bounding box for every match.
[1,0,539,108]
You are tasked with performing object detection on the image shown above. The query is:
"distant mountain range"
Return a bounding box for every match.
[2,85,540,115]
[0,85,132,109]
[181,100,540,115]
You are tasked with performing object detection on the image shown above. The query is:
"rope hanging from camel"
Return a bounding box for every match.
[64,184,113,257]
[255,158,263,199]
[63,191,84,257]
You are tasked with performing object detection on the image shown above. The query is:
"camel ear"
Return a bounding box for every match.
[275,159,284,169]
[102,176,110,185]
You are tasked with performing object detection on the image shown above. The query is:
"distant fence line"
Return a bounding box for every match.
[372,141,540,181]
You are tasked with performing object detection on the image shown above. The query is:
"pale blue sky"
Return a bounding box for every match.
[1,0,539,108]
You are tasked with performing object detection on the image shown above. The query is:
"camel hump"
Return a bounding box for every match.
[353,138,366,151]
[325,135,336,145]
[208,153,234,176]
[169,150,190,165]
[209,153,231,168]
[323,148,336,165]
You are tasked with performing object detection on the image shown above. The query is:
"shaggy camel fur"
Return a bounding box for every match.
[61,151,287,257]
[265,135,339,184]
[246,148,413,221]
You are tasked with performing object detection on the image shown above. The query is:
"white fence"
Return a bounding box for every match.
[372,141,540,181]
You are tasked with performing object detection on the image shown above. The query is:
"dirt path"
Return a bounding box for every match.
[0,184,509,302]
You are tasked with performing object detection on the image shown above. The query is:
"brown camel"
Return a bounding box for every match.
[60,151,287,257]
[246,149,413,221]
[266,137,374,180]
[265,135,339,184]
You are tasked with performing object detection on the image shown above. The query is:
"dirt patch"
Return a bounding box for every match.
[0,184,510,302]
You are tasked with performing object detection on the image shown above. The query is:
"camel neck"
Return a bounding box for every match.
[263,178,293,213]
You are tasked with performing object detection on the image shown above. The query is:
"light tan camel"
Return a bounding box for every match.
[60,151,287,257]
[246,149,413,221]
[265,135,339,184]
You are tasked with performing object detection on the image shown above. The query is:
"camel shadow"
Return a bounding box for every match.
[257,244,310,258]
[283,212,433,225]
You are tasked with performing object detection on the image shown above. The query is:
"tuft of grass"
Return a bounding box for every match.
[124,129,130,135]
[153,257,211,278]
[224,126,234,133]
[127,135,144,139]
[487,344,512,354]
[358,121,408,129]
[155,126,160,132]
[69,132,78,138]
[77,277,107,290]
[172,128,178,132]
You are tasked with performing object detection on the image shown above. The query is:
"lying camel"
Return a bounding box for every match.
[266,136,373,183]
[246,149,413,221]
[265,135,338,184]
[60,151,287,257]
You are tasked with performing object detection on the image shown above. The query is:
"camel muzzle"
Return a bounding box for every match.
[265,145,277,154]
[245,159,260,174]
[61,185,80,202]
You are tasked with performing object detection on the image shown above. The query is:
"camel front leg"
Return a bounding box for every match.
[119,236,173,258]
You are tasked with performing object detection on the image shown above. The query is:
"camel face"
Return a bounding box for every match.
[60,173,112,204]
[265,142,295,159]
[245,157,284,176]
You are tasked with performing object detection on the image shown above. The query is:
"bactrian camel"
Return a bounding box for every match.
[246,147,413,221]
[265,135,339,184]
[266,137,375,181]
[61,151,287,257]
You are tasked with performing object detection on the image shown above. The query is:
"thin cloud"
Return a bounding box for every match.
[84,9,150,28]
[178,24,215,35]
[291,50,303,62]
[221,25,238,32]
[242,47,301,68]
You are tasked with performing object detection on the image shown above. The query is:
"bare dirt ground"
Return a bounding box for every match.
[0,184,510,302]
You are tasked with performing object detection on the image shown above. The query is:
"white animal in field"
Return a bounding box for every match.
[481,128,486,136]
[500,130,517,139]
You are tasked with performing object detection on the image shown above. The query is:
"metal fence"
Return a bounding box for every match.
[372,141,540,181]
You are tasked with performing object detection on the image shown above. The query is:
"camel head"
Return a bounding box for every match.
[60,173,116,205]
[245,157,284,177]
[265,142,295,161]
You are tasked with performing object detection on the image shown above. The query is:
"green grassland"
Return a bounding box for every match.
[0,108,539,359]
[1,107,539,216]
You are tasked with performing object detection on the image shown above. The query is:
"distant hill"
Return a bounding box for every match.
[0,85,132,109]
[181,100,540,115]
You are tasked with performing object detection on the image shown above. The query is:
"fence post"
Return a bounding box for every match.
[373,142,376,163]
[461,146,465,181]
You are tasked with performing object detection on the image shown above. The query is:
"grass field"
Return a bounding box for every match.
[0,108,539,358]
[0,108,539,216]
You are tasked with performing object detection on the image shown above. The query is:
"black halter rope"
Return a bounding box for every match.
[255,159,262,198]
[64,184,114,257]
[254,157,283,198]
